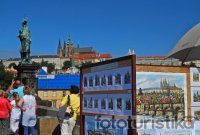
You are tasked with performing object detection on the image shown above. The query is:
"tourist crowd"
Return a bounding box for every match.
[0,78,80,135]
[0,79,36,135]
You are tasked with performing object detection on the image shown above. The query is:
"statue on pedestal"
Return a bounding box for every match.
[18,19,31,64]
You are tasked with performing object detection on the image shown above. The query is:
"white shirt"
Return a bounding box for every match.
[10,100,21,120]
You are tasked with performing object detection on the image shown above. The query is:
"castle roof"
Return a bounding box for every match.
[65,53,112,59]
[74,47,95,54]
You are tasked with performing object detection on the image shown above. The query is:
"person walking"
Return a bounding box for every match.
[10,92,21,135]
[0,89,12,135]
[18,86,36,135]
[60,85,80,135]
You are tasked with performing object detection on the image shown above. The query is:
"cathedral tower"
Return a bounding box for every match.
[57,40,63,57]
[64,34,74,57]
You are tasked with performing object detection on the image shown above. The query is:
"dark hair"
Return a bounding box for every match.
[12,92,20,108]
[70,85,79,94]
[3,92,9,98]
[23,86,31,95]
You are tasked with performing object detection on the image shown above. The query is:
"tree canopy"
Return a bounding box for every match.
[62,61,72,69]
[32,59,55,73]
[0,61,13,90]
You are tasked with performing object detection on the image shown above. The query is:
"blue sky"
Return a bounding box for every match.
[1,0,200,59]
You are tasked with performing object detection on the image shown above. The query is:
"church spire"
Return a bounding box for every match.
[57,39,63,57]
[67,34,73,46]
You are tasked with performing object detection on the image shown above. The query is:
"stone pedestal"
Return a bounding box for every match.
[16,64,39,94]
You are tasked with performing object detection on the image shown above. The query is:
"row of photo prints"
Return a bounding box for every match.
[82,94,132,116]
[84,116,200,135]
[83,66,132,91]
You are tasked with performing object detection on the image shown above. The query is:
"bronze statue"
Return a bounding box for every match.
[18,19,31,64]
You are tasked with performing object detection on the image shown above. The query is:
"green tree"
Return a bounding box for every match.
[32,61,41,68]
[41,59,48,67]
[62,61,72,69]
[31,60,56,73]
[8,62,17,69]
[47,63,55,73]
[0,71,13,89]
[0,60,5,71]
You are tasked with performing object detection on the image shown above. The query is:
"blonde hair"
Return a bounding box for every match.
[23,86,31,95]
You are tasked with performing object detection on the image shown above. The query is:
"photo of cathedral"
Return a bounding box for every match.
[136,72,187,120]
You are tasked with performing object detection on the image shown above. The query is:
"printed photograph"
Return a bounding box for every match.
[101,75,106,86]
[117,98,122,112]
[108,98,114,110]
[137,129,155,135]
[89,76,93,87]
[101,98,106,110]
[85,116,126,135]
[94,98,98,109]
[193,72,200,82]
[84,77,88,87]
[125,98,131,110]
[88,97,93,108]
[136,72,186,121]
[163,130,192,135]
[124,71,131,84]
[95,74,100,86]
[193,90,200,102]
[108,74,113,85]
[191,88,200,106]
[194,111,200,120]
[115,73,121,85]
[84,97,88,108]
[191,107,200,121]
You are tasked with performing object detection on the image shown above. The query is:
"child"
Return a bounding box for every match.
[10,92,21,135]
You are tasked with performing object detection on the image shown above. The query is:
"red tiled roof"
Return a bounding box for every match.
[65,54,112,59]
[160,97,170,104]
[136,99,142,105]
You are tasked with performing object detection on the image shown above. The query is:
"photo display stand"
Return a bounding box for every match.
[136,65,193,135]
[80,55,137,135]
